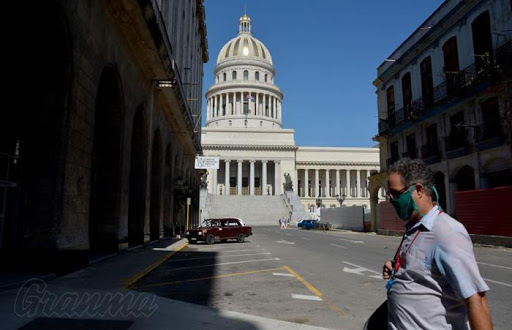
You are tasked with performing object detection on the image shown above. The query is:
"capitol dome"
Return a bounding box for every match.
[216,14,273,65]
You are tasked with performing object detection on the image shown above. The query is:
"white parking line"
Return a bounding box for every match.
[338,238,364,244]
[169,252,271,262]
[292,294,322,301]
[221,249,267,253]
[330,244,347,249]
[272,273,295,277]
[169,258,281,271]
[478,262,512,270]
[483,278,512,288]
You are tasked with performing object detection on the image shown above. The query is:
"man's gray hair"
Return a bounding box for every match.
[388,158,434,196]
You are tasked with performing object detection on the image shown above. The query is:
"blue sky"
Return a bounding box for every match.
[202,0,442,147]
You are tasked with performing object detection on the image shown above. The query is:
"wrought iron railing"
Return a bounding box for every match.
[381,41,511,135]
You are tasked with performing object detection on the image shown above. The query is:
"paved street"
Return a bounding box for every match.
[134,227,512,329]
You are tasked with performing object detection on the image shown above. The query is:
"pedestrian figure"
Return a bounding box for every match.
[382,159,491,329]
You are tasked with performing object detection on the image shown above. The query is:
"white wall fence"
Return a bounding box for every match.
[320,206,370,231]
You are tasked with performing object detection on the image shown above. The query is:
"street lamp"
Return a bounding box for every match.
[335,194,346,206]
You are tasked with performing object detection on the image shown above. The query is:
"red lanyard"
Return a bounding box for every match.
[393,229,421,273]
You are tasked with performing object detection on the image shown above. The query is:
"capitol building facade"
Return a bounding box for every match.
[202,14,382,214]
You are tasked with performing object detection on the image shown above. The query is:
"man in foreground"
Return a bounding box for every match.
[382,158,492,329]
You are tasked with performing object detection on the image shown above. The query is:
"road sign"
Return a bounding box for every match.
[195,156,219,169]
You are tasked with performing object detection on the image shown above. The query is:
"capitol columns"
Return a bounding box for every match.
[325,169,330,197]
[315,169,319,197]
[304,169,309,197]
[225,160,230,195]
[262,160,268,195]
[274,160,280,195]
[212,167,218,195]
[237,160,243,195]
[336,169,340,197]
[249,160,255,196]
[346,169,350,197]
[356,169,361,198]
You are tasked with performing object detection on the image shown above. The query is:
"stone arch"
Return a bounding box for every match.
[89,65,124,252]
[150,129,163,241]
[0,2,73,248]
[456,165,475,191]
[483,157,512,188]
[128,107,148,246]
[433,171,447,210]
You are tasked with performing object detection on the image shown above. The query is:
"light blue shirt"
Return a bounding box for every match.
[387,205,489,329]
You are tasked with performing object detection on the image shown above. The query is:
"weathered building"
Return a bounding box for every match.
[370,0,511,229]
[1,0,208,259]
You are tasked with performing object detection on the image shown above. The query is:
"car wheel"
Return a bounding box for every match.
[206,234,215,245]
[237,233,246,243]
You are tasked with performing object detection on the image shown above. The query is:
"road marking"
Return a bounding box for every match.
[221,249,267,253]
[169,252,271,262]
[136,266,285,289]
[330,244,347,249]
[122,240,188,288]
[284,266,349,318]
[342,261,381,276]
[483,278,512,288]
[478,262,512,270]
[338,238,364,244]
[272,272,295,277]
[276,240,295,245]
[292,294,322,301]
[168,258,281,271]
[301,237,311,240]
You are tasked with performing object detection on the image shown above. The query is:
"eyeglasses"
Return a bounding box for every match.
[386,185,413,201]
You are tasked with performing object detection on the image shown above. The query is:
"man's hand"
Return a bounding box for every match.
[383,260,393,279]
[466,292,492,329]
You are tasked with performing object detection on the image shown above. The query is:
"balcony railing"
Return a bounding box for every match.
[444,134,469,152]
[379,41,511,136]
[401,149,418,159]
[421,142,441,164]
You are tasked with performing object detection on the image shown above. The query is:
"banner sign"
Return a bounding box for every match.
[195,156,219,169]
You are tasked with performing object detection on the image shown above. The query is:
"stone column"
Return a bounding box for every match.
[356,170,361,198]
[274,161,280,195]
[346,169,350,197]
[304,169,309,197]
[225,160,230,195]
[237,160,243,195]
[212,168,218,195]
[315,169,319,197]
[256,93,259,115]
[263,94,266,116]
[325,169,330,197]
[336,170,340,197]
[366,170,371,198]
[250,160,255,196]
[262,160,268,195]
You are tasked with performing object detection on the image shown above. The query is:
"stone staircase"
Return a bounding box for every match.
[206,194,290,226]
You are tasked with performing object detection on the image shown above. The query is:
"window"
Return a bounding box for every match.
[386,86,395,126]
[264,74,268,82]
[405,133,417,159]
[401,73,412,119]
[243,70,249,80]
[229,120,232,126]
[260,121,263,127]
[479,97,501,140]
[420,57,434,107]
[232,71,237,80]
[471,11,493,72]
[243,101,249,114]
[425,124,438,156]
[223,72,226,81]
[442,36,460,94]
[255,71,260,80]
[390,141,399,163]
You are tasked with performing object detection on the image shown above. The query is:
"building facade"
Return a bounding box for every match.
[1,0,208,255]
[202,15,382,215]
[371,0,511,219]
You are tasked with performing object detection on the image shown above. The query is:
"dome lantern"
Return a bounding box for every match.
[239,14,251,34]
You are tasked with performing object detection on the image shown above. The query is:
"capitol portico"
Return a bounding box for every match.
[202,14,383,215]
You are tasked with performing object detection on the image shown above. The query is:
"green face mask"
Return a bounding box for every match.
[390,186,417,221]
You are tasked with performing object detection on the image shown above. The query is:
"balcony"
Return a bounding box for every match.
[444,134,470,159]
[380,41,511,136]
[421,142,441,164]
[401,149,418,159]
[378,119,389,135]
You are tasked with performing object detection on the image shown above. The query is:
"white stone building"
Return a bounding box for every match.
[201,14,382,217]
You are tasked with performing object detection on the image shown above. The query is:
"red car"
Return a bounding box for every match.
[186,218,252,245]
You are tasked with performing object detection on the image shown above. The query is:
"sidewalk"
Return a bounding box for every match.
[0,239,329,330]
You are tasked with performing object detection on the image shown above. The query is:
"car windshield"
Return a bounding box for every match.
[201,219,221,227]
